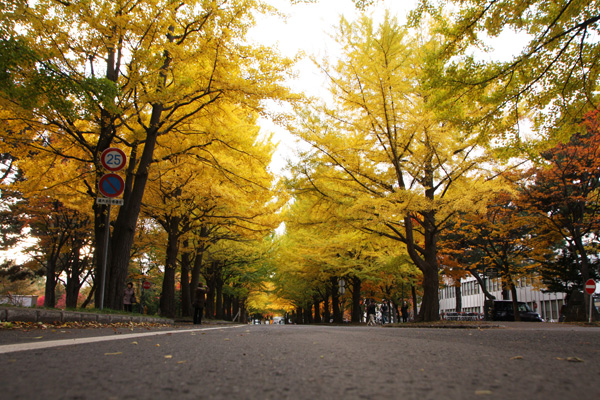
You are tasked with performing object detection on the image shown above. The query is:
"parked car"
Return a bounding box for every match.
[492,300,544,322]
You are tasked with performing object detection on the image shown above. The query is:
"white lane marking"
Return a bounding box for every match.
[0,325,244,355]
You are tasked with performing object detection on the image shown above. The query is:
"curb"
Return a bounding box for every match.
[0,307,173,325]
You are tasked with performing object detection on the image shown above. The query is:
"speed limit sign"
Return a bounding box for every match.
[101,148,127,172]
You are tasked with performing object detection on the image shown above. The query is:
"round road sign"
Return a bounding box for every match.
[98,173,125,198]
[585,279,596,295]
[142,281,151,290]
[101,147,127,171]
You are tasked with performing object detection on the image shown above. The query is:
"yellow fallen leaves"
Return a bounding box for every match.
[0,320,173,331]
[164,355,172,359]
[510,356,523,360]
[104,352,123,356]
[475,390,493,395]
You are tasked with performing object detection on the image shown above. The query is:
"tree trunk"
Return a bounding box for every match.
[159,216,180,318]
[224,294,232,321]
[65,273,79,309]
[304,306,312,324]
[204,263,217,319]
[93,204,108,309]
[190,244,205,304]
[351,275,362,323]
[323,286,331,323]
[330,277,341,323]
[239,299,248,323]
[411,285,418,320]
[470,269,496,300]
[455,284,462,313]
[65,243,85,309]
[44,258,57,308]
[232,296,240,321]
[417,265,439,321]
[180,240,192,317]
[510,284,521,321]
[81,283,96,309]
[105,109,162,310]
[295,307,303,324]
[313,295,321,323]
[215,274,224,320]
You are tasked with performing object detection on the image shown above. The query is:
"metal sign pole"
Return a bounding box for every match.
[590,293,593,324]
[99,204,111,310]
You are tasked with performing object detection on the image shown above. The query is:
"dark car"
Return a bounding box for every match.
[492,300,544,322]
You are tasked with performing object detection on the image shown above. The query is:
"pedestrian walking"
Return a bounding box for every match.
[367,299,377,326]
[193,283,207,324]
[381,300,389,324]
[401,302,409,323]
[123,282,136,312]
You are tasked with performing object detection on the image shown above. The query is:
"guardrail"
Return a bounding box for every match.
[443,312,482,321]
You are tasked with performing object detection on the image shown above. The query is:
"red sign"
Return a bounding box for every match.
[585,279,596,295]
[98,173,125,198]
[101,148,127,172]
[142,281,151,290]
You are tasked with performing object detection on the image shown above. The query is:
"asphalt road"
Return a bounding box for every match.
[1,323,599,399]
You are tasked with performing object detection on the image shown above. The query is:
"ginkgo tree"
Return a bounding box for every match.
[288,14,504,321]
[277,172,423,323]
[413,0,600,140]
[141,103,286,318]
[0,0,296,309]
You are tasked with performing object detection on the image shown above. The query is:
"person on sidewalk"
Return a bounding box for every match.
[401,302,409,323]
[123,282,136,312]
[367,299,377,326]
[193,283,207,324]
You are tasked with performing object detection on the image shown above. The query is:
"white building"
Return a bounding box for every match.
[439,276,567,322]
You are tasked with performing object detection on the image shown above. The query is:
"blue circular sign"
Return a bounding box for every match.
[98,173,125,198]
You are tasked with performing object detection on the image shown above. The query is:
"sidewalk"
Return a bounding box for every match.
[0,306,173,325]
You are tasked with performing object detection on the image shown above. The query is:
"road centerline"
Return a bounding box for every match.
[0,325,244,355]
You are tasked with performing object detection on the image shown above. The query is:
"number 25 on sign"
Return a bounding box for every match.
[101,148,127,172]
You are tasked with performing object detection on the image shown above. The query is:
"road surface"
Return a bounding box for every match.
[1,323,599,399]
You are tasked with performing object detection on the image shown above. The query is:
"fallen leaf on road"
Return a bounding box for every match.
[131,341,138,345]
[155,344,160,347]
[510,356,523,360]
[475,390,493,395]
[224,338,230,341]
[33,336,43,339]
[177,360,187,364]
[105,352,123,356]
[567,357,584,362]
[164,355,172,359]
